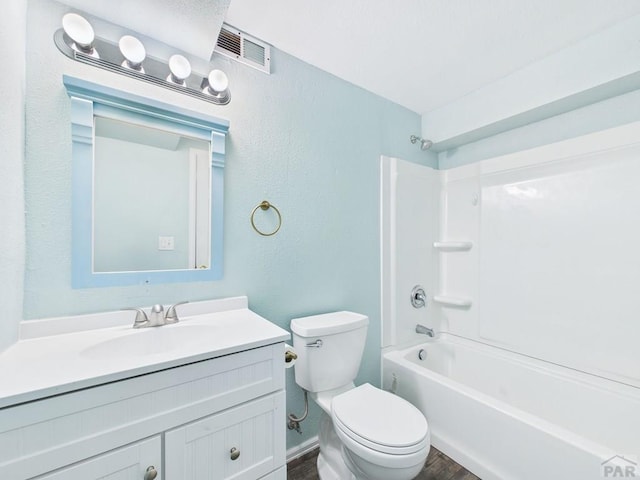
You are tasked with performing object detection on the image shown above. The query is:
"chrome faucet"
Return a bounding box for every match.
[123,301,189,328]
[415,323,434,337]
[148,304,164,327]
[165,301,188,324]
[411,286,427,309]
[123,308,150,328]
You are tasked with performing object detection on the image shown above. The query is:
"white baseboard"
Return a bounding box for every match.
[286,435,319,463]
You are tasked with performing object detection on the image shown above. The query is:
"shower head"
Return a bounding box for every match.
[410,135,433,151]
[420,139,433,150]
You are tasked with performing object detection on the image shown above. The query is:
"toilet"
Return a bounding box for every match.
[291,311,430,480]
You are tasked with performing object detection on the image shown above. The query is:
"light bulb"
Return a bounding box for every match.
[119,35,146,71]
[62,13,98,57]
[167,54,191,85]
[207,70,229,94]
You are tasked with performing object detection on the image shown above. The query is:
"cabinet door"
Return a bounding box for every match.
[36,436,161,480]
[165,391,285,480]
[259,466,286,479]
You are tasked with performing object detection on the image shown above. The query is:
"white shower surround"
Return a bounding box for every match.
[380,120,640,478]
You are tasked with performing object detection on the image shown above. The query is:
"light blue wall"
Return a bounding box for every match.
[438,87,640,169]
[0,0,26,352]
[22,0,436,448]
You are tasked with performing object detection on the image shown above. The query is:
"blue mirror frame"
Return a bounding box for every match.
[63,75,229,288]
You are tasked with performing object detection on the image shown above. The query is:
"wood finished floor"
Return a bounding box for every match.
[287,446,480,480]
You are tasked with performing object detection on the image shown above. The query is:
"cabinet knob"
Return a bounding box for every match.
[144,466,158,480]
[230,447,240,461]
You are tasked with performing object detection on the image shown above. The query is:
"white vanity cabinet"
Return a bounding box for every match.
[165,392,284,479]
[36,436,161,480]
[0,342,287,480]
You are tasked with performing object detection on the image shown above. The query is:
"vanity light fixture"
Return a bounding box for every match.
[119,35,146,72]
[167,54,191,85]
[61,13,98,58]
[54,12,231,105]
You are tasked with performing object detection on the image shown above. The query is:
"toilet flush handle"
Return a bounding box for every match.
[306,339,323,348]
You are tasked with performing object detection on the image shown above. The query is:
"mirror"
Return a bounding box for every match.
[93,118,211,272]
[64,75,229,288]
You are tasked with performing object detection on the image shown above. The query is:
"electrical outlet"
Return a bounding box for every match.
[158,236,175,250]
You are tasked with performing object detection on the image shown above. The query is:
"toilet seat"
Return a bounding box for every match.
[331,383,429,456]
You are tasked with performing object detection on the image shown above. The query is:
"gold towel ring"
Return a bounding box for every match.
[250,200,282,236]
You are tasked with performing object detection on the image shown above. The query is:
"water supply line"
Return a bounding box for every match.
[287,390,309,434]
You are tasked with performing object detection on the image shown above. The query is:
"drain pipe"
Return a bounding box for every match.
[287,390,309,433]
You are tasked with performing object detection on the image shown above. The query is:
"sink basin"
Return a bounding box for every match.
[81,324,217,359]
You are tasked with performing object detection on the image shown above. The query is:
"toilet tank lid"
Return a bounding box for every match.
[290,311,369,337]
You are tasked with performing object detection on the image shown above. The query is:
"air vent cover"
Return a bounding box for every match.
[214,24,271,74]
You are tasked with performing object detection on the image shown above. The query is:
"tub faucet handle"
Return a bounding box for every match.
[411,285,427,308]
[165,301,189,324]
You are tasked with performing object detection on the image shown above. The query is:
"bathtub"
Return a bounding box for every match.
[382,334,640,480]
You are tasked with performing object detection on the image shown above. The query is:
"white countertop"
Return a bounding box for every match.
[0,297,289,409]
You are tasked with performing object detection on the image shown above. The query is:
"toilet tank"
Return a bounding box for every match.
[290,311,369,393]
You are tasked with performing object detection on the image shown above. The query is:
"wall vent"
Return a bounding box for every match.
[214,24,271,74]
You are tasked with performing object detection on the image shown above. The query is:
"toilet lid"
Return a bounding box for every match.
[331,383,428,453]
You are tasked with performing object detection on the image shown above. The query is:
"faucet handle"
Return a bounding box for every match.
[122,308,149,328]
[411,285,427,309]
[165,301,189,324]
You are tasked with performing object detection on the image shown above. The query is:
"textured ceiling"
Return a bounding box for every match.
[225,0,640,114]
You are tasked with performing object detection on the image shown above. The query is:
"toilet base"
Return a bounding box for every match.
[341,444,427,480]
[317,411,355,480]
[314,397,429,480]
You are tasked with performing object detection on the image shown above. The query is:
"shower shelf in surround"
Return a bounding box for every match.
[433,296,472,308]
[433,241,473,251]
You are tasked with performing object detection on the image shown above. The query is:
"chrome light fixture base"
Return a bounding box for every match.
[54,29,231,106]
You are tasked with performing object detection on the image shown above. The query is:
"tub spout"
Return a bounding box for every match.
[416,324,434,337]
